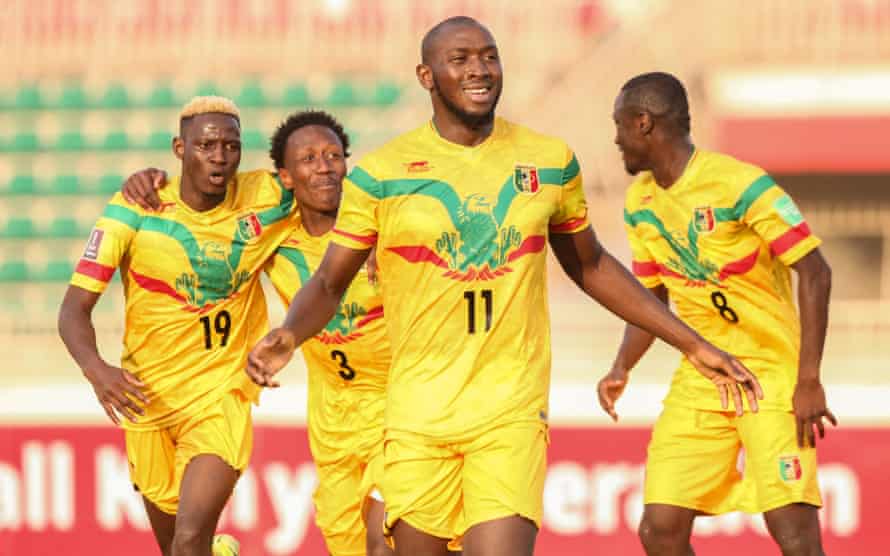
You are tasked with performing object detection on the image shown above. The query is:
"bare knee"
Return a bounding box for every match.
[638,505,695,555]
[170,523,212,556]
[367,534,394,556]
[764,504,824,556]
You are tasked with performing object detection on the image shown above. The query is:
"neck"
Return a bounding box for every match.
[651,138,695,189]
[299,206,338,237]
[179,177,226,212]
[431,107,494,147]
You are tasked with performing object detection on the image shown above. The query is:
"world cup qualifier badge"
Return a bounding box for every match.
[779,455,802,481]
[693,206,716,234]
[514,164,540,194]
[237,213,263,242]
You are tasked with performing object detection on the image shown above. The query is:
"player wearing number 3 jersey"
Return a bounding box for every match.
[59,97,298,556]
[600,73,836,555]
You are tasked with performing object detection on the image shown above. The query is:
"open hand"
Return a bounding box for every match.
[687,343,764,415]
[597,366,629,422]
[792,378,837,448]
[84,362,149,425]
[246,328,298,388]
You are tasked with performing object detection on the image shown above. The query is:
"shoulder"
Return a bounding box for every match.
[623,173,655,215]
[500,119,573,159]
[101,192,147,228]
[697,150,768,194]
[351,124,429,180]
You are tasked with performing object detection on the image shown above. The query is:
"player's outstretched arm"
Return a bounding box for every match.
[58,286,149,425]
[121,167,167,211]
[597,284,668,421]
[791,248,837,447]
[247,243,371,387]
[550,227,764,414]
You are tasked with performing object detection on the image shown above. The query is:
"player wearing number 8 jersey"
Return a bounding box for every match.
[59,97,298,556]
[600,73,836,555]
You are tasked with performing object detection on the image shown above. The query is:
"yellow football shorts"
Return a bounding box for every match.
[382,420,548,551]
[125,389,253,514]
[313,445,384,556]
[644,406,822,515]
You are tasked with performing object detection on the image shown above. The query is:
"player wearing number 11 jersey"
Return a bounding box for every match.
[600,73,836,555]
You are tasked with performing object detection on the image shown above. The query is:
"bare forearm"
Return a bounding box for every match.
[584,251,701,354]
[613,324,657,372]
[58,305,105,373]
[797,260,831,381]
[281,273,342,345]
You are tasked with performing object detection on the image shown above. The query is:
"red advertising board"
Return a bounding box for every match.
[0,426,886,555]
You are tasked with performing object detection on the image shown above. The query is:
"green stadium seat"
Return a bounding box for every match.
[46,217,82,238]
[59,83,88,109]
[50,175,81,195]
[39,260,74,282]
[8,175,37,195]
[195,81,221,98]
[15,85,42,110]
[9,132,40,152]
[371,81,400,106]
[98,173,124,195]
[242,129,266,150]
[283,83,310,106]
[147,131,172,150]
[100,83,129,109]
[0,261,28,282]
[326,81,359,106]
[1,217,36,238]
[148,84,178,108]
[101,131,130,151]
[55,131,87,151]
[237,80,266,107]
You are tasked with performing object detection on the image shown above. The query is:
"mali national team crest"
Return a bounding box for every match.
[513,164,539,194]
[236,213,263,242]
[778,455,802,481]
[693,206,716,234]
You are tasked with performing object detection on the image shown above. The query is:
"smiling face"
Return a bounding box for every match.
[279,125,346,214]
[175,112,242,197]
[422,21,503,128]
[612,91,652,176]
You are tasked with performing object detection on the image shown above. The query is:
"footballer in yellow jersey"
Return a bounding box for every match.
[59,97,298,556]
[600,73,835,555]
[248,19,762,556]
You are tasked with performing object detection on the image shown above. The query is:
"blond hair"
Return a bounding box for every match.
[179,95,241,121]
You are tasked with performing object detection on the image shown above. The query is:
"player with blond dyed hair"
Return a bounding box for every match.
[59,96,299,556]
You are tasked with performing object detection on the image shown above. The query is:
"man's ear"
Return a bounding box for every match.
[638,111,654,135]
[278,168,295,191]
[172,137,185,160]
[416,63,434,92]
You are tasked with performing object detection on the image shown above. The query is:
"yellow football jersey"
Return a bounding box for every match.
[330,118,589,439]
[624,149,821,411]
[70,171,298,430]
[265,225,389,462]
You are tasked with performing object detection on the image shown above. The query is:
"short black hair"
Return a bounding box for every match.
[268,110,350,169]
[421,16,488,64]
[620,72,690,134]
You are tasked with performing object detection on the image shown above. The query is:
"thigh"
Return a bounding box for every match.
[644,406,742,514]
[142,495,177,556]
[125,427,179,514]
[736,411,821,514]
[383,432,462,543]
[462,515,537,556]
[314,458,366,556]
[175,453,239,537]
[763,503,823,550]
[459,421,548,547]
[365,498,395,556]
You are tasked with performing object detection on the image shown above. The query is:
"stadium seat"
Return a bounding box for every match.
[242,129,266,150]
[46,217,82,238]
[39,260,75,282]
[9,132,40,152]
[0,261,28,282]
[55,131,87,151]
[1,217,36,239]
[283,83,310,106]
[8,175,37,195]
[101,131,130,151]
[100,83,130,109]
[148,84,178,108]
[147,131,172,150]
[50,175,81,195]
[195,81,221,97]
[326,80,359,106]
[98,174,124,195]
[237,80,266,107]
[59,83,88,109]
[14,85,42,110]
[371,81,400,106]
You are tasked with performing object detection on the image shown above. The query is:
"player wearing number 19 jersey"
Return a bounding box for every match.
[602,73,834,555]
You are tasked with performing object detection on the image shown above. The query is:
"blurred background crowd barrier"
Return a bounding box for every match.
[1,1,888,554]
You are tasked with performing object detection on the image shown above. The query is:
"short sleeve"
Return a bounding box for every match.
[70,193,141,293]
[739,175,821,266]
[331,165,381,250]
[624,218,663,289]
[264,238,310,308]
[549,150,590,234]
